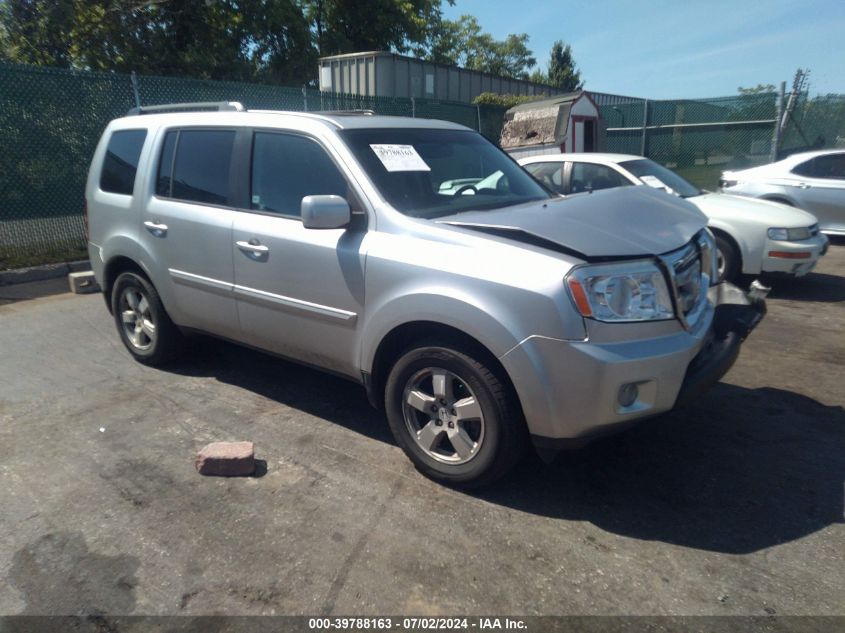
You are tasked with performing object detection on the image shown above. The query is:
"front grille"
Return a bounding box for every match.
[660,233,711,330]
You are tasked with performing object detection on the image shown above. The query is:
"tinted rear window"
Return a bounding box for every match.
[162,130,236,205]
[156,131,178,197]
[100,129,147,195]
[791,159,815,177]
[812,153,845,179]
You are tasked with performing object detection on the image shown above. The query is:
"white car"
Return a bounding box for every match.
[720,149,845,236]
[518,153,829,282]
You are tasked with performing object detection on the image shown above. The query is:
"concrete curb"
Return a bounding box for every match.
[0,260,91,287]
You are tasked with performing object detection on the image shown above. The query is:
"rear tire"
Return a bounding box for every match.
[715,234,741,283]
[384,341,526,488]
[111,272,182,366]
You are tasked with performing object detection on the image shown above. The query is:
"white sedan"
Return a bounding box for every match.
[720,149,845,236]
[518,153,829,282]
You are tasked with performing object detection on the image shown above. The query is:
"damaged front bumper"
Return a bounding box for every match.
[675,281,767,407]
[510,281,767,458]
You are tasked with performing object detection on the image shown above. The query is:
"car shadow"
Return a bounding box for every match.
[165,337,393,446]
[165,340,844,555]
[762,270,845,303]
[477,382,845,554]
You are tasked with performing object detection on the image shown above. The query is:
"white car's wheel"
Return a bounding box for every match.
[715,235,741,282]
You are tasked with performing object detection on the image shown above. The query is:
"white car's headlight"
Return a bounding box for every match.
[566,261,675,322]
[768,227,812,241]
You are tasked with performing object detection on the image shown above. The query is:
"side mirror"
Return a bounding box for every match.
[301,195,351,230]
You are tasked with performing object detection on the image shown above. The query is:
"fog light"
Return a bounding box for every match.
[618,383,639,408]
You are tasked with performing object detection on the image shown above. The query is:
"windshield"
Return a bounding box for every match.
[619,159,702,198]
[339,128,551,218]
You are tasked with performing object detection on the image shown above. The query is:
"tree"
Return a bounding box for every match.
[304,0,448,57]
[1,0,461,84]
[545,40,582,92]
[423,15,536,80]
[0,0,316,84]
[0,0,77,67]
[528,68,548,85]
[472,92,544,109]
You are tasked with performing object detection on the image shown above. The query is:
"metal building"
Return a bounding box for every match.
[318,51,561,104]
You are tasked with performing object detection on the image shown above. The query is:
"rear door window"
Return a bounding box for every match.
[811,153,845,180]
[155,131,178,197]
[570,162,631,194]
[791,159,815,177]
[523,162,565,194]
[158,129,236,205]
[100,129,147,195]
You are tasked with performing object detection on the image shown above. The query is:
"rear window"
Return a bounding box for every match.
[157,129,236,205]
[791,154,845,179]
[100,129,147,195]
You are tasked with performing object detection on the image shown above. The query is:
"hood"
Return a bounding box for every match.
[690,192,818,227]
[436,186,707,259]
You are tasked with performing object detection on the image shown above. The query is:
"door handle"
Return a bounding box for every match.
[795,182,811,189]
[236,240,269,255]
[143,220,168,235]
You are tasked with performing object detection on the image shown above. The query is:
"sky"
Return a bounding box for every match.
[442,0,845,99]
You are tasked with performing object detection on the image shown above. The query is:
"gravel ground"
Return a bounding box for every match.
[0,243,843,618]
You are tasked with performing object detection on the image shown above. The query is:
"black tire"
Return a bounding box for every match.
[384,341,526,488]
[111,271,182,366]
[714,234,741,283]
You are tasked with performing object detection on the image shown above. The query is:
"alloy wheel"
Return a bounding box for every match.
[401,368,485,464]
[119,287,156,351]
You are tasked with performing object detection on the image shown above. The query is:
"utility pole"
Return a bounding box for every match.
[770,82,785,162]
[640,99,648,156]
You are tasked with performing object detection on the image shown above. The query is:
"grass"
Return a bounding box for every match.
[0,244,89,272]
[673,164,725,191]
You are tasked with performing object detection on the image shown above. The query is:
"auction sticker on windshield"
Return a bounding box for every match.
[641,174,670,191]
[370,144,431,172]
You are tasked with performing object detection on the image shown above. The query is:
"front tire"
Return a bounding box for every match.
[715,234,741,283]
[384,342,526,488]
[111,272,182,366]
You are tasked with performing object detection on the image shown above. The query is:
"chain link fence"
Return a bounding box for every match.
[1,61,843,270]
[0,62,504,270]
[596,90,845,190]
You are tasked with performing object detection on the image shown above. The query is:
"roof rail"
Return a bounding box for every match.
[126,101,246,116]
[316,109,376,116]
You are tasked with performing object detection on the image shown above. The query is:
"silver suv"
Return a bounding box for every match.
[86,102,765,487]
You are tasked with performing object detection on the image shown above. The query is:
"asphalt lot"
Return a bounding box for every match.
[0,244,843,618]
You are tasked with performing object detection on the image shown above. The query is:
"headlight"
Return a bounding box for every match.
[700,229,718,286]
[566,261,675,322]
[768,227,812,241]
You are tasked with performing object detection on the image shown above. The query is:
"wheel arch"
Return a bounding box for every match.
[707,225,746,275]
[102,256,150,313]
[364,320,525,424]
[759,194,796,207]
